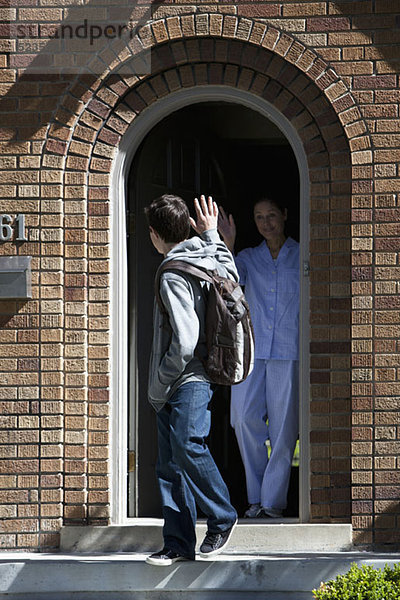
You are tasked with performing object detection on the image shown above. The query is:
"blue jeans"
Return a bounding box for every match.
[156,381,237,559]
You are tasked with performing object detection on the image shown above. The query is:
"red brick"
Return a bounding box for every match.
[238,4,280,18]
[307,17,350,31]
[353,75,397,90]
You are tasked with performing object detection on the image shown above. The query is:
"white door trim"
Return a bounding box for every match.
[109,86,310,524]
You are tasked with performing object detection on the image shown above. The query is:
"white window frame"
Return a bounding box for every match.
[109,86,310,524]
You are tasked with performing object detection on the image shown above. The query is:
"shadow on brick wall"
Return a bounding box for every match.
[0,1,399,141]
[1,0,164,141]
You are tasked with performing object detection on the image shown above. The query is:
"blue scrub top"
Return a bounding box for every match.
[235,237,300,360]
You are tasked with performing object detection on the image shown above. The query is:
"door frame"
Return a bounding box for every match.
[109,86,310,524]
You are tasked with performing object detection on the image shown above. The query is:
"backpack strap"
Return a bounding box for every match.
[155,259,213,314]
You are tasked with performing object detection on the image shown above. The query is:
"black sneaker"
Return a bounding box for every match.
[145,548,191,566]
[199,518,238,558]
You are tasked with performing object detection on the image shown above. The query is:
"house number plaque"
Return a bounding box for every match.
[0,214,27,242]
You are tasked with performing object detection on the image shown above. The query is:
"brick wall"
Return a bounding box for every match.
[0,1,399,551]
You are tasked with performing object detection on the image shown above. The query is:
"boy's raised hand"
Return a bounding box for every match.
[190,195,218,234]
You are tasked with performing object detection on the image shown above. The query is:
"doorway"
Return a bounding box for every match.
[126,100,302,519]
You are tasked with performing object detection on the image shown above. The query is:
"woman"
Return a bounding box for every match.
[218,197,299,518]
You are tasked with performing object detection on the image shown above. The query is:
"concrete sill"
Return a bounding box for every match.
[60,521,353,554]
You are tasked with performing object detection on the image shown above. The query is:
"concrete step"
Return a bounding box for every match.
[1,551,400,600]
[60,520,353,554]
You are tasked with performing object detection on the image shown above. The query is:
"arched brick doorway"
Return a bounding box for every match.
[42,15,370,535]
[101,42,353,523]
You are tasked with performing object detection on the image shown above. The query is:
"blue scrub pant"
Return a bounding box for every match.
[231,359,299,511]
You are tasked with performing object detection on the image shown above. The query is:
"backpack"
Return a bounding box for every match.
[155,259,254,386]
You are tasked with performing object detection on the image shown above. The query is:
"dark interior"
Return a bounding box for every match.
[128,101,300,518]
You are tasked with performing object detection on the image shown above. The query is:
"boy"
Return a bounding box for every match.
[145,194,238,566]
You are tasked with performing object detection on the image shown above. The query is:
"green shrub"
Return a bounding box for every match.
[312,562,400,600]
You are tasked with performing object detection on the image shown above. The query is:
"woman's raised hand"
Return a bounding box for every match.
[218,206,236,252]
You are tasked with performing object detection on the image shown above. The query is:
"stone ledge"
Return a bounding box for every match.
[60,521,353,553]
[1,551,400,600]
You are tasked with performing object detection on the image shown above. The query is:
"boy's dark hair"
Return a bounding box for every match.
[144,194,191,243]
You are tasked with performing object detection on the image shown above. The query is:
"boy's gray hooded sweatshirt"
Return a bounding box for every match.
[148,229,238,412]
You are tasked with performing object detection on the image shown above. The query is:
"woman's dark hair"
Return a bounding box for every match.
[253,195,287,215]
[144,194,191,243]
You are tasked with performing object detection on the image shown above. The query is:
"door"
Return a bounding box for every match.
[127,110,229,516]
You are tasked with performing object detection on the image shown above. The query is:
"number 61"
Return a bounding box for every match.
[0,214,27,242]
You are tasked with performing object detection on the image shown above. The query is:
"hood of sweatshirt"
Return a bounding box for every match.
[160,230,239,282]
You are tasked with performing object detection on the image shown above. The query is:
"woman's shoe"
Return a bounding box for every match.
[244,503,262,518]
